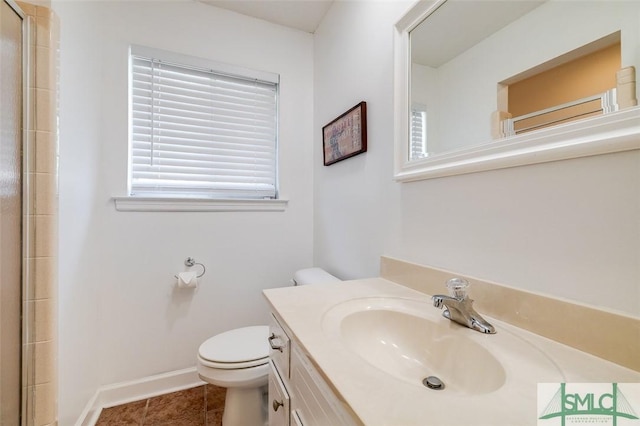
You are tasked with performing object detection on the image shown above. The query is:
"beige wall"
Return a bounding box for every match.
[508,42,621,116]
[18,2,59,425]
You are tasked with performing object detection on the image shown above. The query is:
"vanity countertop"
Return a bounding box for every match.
[263,277,640,426]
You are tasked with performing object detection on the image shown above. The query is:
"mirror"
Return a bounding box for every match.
[394,0,640,182]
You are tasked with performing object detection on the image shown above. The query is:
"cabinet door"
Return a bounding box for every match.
[269,360,290,426]
[269,314,291,378]
[290,346,357,426]
[291,409,305,426]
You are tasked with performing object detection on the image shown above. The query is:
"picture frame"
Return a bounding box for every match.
[322,101,367,166]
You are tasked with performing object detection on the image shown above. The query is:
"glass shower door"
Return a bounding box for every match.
[0,0,23,424]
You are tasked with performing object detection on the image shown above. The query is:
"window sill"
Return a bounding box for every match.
[113,197,288,212]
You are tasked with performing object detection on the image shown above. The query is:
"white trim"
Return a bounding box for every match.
[75,367,204,426]
[113,196,288,212]
[130,45,279,84]
[75,392,100,426]
[394,107,640,182]
[393,0,443,181]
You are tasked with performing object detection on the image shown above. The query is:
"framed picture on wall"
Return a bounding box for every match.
[322,101,367,166]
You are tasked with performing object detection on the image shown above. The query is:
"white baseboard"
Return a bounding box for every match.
[75,367,205,426]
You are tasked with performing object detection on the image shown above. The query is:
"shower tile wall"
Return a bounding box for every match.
[17,2,59,425]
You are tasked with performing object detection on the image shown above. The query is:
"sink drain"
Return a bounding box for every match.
[423,376,445,390]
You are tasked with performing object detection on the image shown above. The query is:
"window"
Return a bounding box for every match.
[409,106,427,160]
[129,46,279,200]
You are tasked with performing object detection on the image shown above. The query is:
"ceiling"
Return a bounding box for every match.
[199,0,334,33]
[411,0,545,68]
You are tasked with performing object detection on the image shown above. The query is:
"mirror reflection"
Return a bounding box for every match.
[408,0,639,161]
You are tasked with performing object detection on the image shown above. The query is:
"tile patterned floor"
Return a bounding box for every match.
[95,384,225,426]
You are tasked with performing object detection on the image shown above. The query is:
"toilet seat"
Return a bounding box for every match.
[195,268,341,426]
[198,325,269,370]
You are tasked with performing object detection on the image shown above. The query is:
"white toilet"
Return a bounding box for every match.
[196,268,340,426]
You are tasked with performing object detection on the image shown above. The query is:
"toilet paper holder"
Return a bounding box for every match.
[174,257,206,279]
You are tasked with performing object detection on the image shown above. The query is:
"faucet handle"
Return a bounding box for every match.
[446,277,469,299]
[432,295,444,308]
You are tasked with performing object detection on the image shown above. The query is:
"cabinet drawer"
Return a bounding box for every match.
[269,314,291,378]
[269,360,290,426]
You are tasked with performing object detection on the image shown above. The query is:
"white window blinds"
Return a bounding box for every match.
[410,108,427,160]
[130,46,279,199]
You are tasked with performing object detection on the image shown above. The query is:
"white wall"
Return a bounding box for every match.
[314,1,410,281]
[55,1,314,423]
[314,1,640,315]
[54,0,640,422]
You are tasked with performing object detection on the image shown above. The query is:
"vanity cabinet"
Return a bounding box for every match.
[268,314,291,426]
[268,313,357,426]
[289,345,357,426]
[268,361,290,426]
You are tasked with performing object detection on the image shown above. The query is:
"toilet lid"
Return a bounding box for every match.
[199,325,269,364]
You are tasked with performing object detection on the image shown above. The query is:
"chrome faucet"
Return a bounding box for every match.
[432,278,496,334]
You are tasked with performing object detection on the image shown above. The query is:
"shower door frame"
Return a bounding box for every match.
[1,0,32,424]
[16,0,32,424]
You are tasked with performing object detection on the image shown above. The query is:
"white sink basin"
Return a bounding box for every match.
[322,297,564,396]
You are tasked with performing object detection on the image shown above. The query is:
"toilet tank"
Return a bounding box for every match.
[293,268,340,286]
